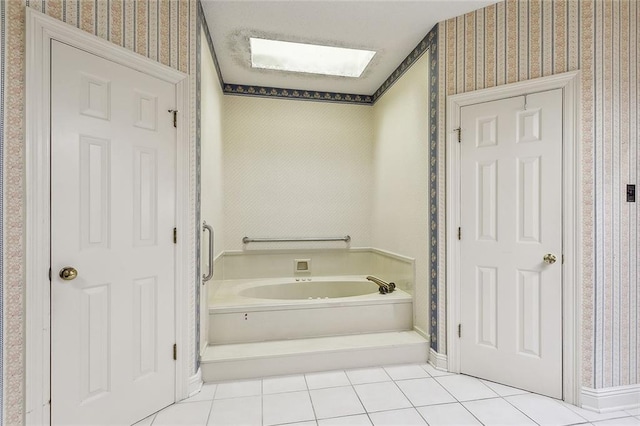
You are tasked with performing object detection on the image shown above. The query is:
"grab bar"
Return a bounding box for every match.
[242,235,351,244]
[203,221,214,282]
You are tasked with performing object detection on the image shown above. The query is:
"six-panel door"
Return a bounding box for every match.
[459,89,563,398]
[51,41,177,425]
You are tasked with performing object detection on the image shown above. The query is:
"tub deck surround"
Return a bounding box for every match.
[208,276,413,345]
[203,250,423,382]
[216,247,416,293]
[200,331,429,382]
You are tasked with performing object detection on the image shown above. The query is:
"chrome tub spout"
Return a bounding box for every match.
[366,276,396,294]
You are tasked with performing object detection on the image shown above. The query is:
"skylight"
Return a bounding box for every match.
[250,38,376,78]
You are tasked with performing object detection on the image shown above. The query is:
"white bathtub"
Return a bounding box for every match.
[208,276,413,344]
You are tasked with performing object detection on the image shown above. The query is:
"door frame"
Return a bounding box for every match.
[25,8,193,424]
[445,71,582,404]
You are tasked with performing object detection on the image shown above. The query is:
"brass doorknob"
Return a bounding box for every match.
[59,267,78,280]
[543,254,557,265]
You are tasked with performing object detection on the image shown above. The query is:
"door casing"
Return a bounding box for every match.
[25,8,194,424]
[445,71,582,404]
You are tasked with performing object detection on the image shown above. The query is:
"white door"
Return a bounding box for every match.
[51,40,177,425]
[459,89,563,398]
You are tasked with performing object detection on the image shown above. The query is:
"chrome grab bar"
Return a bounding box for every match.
[242,235,351,244]
[203,221,214,282]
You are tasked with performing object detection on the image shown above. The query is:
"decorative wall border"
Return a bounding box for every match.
[223,84,373,104]
[424,25,440,352]
[372,26,437,103]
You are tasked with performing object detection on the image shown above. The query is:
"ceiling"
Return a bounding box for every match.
[200,1,497,95]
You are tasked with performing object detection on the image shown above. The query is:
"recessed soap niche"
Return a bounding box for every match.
[294,258,311,274]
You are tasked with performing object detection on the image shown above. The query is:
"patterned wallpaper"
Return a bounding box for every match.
[435,0,639,389]
[1,1,197,423]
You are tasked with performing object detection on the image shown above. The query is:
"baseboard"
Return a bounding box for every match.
[581,384,640,413]
[187,368,203,398]
[428,348,448,371]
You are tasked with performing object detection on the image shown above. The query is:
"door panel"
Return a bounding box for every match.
[51,40,176,425]
[459,89,563,398]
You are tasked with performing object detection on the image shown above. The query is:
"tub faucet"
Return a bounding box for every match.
[366,276,396,294]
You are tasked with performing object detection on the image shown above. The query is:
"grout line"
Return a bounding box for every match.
[203,384,218,425]
[498,394,541,425]
[303,372,319,424]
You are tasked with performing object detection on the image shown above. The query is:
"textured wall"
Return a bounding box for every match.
[199,26,224,356]
[437,0,639,389]
[1,1,196,422]
[222,96,374,252]
[372,53,431,336]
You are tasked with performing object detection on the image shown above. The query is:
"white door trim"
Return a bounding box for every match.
[25,8,193,424]
[445,71,582,404]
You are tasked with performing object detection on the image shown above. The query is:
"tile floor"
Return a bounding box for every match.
[135,364,640,426]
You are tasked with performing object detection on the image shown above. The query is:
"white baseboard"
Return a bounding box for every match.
[581,384,640,413]
[187,368,203,398]
[428,348,448,371]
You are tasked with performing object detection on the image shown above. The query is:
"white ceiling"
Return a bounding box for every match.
[200,1,497,95]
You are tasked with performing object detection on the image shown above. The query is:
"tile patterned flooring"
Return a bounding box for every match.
[135,364,640,426]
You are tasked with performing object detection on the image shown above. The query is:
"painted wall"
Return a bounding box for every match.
[222,96,374,251]
[1,1,197,422]
[435,0,639,389]
[199,26,224,355]
[372,54,431,336]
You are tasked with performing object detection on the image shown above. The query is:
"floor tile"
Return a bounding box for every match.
[384,364,430,381]
[463,398,536,425]
[180,383,218,403]
[506,393,586,426]
[561,402,632,423]
[317,414,372,425]
[417,403,482,426]
[346,367,391,385]
[310,386,366,419]
[480,380,529,397]
[395,378,456,406]
[306,371,351,390]
[263,390,315,426]
[369,408,427,425]
[132,413,156,426]
[287,422,318,426]
[214,379,262,399]
[154,401,212,426]
[435,375,498,401]
[421,363,453,377]
[208,396,261,426]
[263,375,308,394]
[594,418,640,425]
[627,409,640,416]
[354,381,412,413]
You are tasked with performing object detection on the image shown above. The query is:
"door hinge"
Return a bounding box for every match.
[173,344,177,360]
[562,254,565,264]
[168,109,178,128]
[458,227,461,240]
[48,268,52,281]
[173,228,177,244]
[454,127,461,143]
[458,324,462,338]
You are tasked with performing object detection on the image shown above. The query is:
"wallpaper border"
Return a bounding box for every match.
[426,25,440,352]
[223,84,373,104]
[372,26,437,103]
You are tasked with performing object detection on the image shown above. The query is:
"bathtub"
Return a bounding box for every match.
[208,276,413,344]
